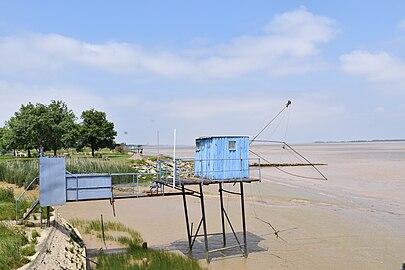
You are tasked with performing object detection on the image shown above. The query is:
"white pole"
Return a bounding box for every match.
[173,129,176,188]
[157,130,160,159]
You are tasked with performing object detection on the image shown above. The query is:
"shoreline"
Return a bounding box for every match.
[56,142,405,269]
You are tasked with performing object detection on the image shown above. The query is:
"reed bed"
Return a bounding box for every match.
[0,223,30,270]
[70,219,143,248]
[0,159,38,187]
[70,219,204,270]
[0,157,142,187]
[66,158,138,174]
[96,246,204,270]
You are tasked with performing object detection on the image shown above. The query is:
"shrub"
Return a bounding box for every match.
[0,223,30,269]
[0,188,14,203]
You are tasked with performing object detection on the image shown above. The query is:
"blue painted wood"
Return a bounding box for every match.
[39,157,67,207]
[66,174,112,201]
[194,136,249,180]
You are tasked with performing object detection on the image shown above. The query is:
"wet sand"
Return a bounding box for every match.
[58,142,405,269]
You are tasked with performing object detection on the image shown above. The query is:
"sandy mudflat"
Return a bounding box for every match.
[58,142,405,269]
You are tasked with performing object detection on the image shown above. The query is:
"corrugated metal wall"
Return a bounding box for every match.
[194,136,249,180]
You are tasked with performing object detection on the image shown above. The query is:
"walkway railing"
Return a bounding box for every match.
[15,176,39,223]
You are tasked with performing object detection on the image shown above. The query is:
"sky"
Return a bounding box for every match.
[1,1,405,145]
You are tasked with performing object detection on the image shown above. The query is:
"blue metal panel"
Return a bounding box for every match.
[66,174,112,201]
[194,136,249,180]
[39,157,67,207]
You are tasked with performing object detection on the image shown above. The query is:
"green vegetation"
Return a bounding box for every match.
[0,187,14,202]
[31,229,40,244]
[1,101,77,157]
[0,187,35,221]
[70,219,143,247]
[0,223,30,270]
[20,244,36,256]
[70,219,204,270]
[0,100,117,158]
[96,245,203,270]
[66,158,137,174]
[0,188,43,269]
[77,109,117,157]
[0,159,38,186]
[0,156,150,187]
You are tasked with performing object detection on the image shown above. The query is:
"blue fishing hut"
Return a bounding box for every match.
[194,136,249,180]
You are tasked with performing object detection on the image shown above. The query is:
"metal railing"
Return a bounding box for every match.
[15,176,39,223]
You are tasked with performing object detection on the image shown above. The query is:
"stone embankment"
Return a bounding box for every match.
[18,213,86,270]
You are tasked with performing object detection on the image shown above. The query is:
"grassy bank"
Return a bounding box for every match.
[70,219,143,248]
[0,223,30,270]
[71,219,204,270]
[0,159,38,187]
[0,187,35,221]
[96,245,203,270]
[0,157,144,187]
[0,187,41,270]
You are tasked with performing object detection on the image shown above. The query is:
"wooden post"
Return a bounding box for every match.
[199,183,209,261]
[181,184,192,253]
[101,214,106,246]
[219,182,226,246]
[46,206,50,227]
[240,182,248,257]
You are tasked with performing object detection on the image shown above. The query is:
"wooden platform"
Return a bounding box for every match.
[156,176,260,186]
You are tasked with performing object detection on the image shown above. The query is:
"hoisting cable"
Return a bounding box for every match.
[266,108,288,141]
[250,100,292,145]
[249,148,327,181]
[283,105,291,144]
[248,179,284,241]
[252,140,327,180]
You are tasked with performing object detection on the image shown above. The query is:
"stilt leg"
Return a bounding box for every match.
[181,184,192,253]
[199,183,209,262]
[219,182,226,246]
[240,182,248,257]
[46,206,50,227]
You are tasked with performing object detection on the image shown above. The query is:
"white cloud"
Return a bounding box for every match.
[340,50,405,89]
[397,20,405,31]
[0,80,139,125]
[375,106,385,113]
[0,8,337,79]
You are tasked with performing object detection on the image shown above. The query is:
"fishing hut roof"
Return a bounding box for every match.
[196,135,250,140]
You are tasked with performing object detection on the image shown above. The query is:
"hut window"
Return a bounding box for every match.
[196,142,201,151]
[228,140,236,150]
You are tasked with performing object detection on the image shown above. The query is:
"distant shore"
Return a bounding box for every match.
[314,139,405,143]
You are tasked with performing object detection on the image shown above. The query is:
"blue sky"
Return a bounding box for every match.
[1,1,405,145]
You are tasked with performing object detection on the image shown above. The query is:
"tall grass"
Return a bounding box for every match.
[0,188,14,202]
[0,188,35,221]
[70,219,143,247]
[70,219,204,270]
[0,223,30,270]
[66,158,151,184]
[96,245,204,270]
[0,159,38,187]
[0,157,142,187]
[66,158,138,174]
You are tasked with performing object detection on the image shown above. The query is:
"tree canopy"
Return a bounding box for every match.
[78,109,117,157]
[0,101,116,157]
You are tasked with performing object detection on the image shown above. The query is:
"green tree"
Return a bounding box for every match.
[4,101,78,156]
[0,125,18,155]
[79,109,117,157]
[46,100,78,156]
[5,103,37,157]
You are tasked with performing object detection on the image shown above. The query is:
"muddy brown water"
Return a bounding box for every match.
[58,142,405,269]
